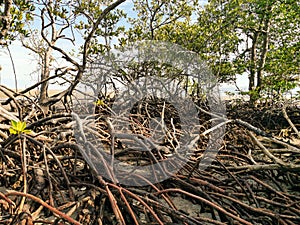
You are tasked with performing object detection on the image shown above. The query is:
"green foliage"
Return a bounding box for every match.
[94,99,107,107]
[74,0,126,56]
[139,0,300,100]
[0,0,35,44]
[126,0,197,41]
[262,76,298,98]
[1,0,298,103]
[207,0,299,99]
[9,120,31,135]
[122,1,210,98]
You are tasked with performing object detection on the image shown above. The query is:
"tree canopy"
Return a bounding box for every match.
[0,0,299,102]
[128,0,300,100]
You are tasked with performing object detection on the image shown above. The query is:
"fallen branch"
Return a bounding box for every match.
[282,104,300,138]
[5,191,81,225]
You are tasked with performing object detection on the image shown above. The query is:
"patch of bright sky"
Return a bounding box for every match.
[0,42,38,90]
[0,0,248,95]
[0,0,136,90]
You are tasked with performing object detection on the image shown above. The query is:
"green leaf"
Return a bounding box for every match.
[9,128,17,134]
[9,120,32,135]
[16,121,25,132]
[23,129,32,134]
[94,99,106,106]
[11,120,18,128]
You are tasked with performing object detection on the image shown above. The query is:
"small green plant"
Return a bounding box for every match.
[94,99,107,107]
[9,120,31,135]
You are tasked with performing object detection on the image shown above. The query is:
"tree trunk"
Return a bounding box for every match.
[256,8,271,94]
[249,32,258,102]
[39,47,52,105]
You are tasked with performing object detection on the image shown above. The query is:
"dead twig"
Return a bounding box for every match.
[5,191,82,225]
[282,104,300,138]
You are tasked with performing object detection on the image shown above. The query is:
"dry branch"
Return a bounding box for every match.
[0,95,299,224]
